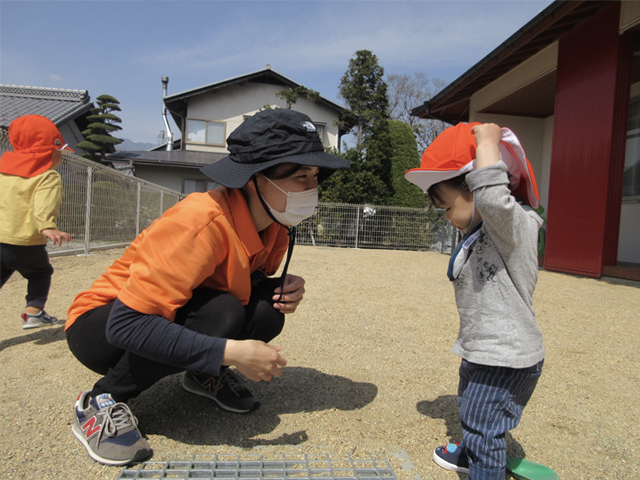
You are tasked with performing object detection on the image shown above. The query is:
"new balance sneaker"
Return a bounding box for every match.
[21,310,58,330]
[433,442,470,474]
[72,391,152,466]
[182,368,260,413]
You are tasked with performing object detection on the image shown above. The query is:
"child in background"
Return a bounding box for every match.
[1,114,72,329]
[405,123,545,480]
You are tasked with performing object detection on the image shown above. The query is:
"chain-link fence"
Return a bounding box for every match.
[296,203,458,253]
[1,132,185,257]
[2,130,456,256]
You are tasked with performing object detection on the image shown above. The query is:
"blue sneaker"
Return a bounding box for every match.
[21,310,58,330]
[433,442,470,474]
[72,391,151,466]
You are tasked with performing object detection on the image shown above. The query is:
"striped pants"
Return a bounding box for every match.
[458,358,543,480]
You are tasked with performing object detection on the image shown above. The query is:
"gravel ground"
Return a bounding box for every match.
[1,245,639,480]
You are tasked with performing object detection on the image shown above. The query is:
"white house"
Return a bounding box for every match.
[109,67,346,195]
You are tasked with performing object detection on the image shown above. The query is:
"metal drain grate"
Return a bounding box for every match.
[116,453,397,480]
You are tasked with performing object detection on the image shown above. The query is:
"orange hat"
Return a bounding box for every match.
[404,122,539,208]
[0,115,75,178]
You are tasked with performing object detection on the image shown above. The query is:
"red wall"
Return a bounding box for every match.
[545,3,632,277]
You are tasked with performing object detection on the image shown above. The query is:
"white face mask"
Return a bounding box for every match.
[261,175,318,226]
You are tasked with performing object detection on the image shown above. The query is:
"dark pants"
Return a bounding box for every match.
[458,359,544,480]
[65,279,285,403]
[1,243,54,309]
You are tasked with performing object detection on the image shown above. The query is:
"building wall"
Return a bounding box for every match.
[59,121,86,152]
[545,3,630,277]
[470,4,640,270]
[133,164,211,193]
[185,83,340,153]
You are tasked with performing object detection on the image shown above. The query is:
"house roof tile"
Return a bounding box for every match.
[0,85,93,127]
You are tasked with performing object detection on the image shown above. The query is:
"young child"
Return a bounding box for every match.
[405,123,545,480]
[1,114,72,329]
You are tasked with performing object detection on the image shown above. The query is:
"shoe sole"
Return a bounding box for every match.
[181,379,258,414]
[432,450,470,474]
[23,320,58,330]
[72,423,151,466]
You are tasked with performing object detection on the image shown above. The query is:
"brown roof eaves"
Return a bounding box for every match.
[411,0,612,124]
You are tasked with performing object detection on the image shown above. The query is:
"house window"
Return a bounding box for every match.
[186,119,226,146]
[183,179,219,194]
[314,123,325,143]
[624,99,640,200]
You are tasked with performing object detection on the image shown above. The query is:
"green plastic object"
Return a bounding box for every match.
[506,458,559,480]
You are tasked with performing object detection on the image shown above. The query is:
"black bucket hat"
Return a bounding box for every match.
[200,109,350,188]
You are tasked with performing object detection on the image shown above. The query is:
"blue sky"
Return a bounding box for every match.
[1,0,554,145]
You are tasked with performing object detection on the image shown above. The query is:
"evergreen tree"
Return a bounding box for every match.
[321,50,394,205]
[388,120,428,208]
[77,94,124,163]
[338,50,389,146]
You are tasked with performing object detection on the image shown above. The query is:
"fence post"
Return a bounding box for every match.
[84,166,93,255]
[159,191,164,216]
[354,205,360,249]
[136,184,142,237]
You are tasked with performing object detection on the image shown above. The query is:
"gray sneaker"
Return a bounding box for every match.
[182,368,260,413]
[21,310,58,330]
[72,391,151,466]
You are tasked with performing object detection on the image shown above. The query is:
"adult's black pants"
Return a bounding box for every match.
[65,279,284,402]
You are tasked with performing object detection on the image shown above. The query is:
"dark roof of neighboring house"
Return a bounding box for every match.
[108,150,226,168]
[0,85,94,127]
[411,0,612,124]
[163,67,345,126]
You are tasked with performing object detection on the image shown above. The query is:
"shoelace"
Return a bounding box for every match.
[99,402,138,440]
[218,368,244,396]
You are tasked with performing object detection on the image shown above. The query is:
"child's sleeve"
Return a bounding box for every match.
[32,171,64,233]
[466,161,542,256]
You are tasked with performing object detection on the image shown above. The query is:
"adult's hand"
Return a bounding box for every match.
[222,339,287,382]
[273,274,305,314]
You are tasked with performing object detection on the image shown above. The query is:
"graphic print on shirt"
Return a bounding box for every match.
[473,233,497,283]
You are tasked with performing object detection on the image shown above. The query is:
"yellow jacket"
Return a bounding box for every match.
[0,169,63,245]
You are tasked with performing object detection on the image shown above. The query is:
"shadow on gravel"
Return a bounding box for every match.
[0,324,66,352]
[417,395,526,462]
[133,366,377,447]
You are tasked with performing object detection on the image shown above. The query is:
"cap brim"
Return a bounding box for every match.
[201,150,351,188]
[405,161,475,193]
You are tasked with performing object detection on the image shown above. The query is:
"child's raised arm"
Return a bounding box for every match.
[472,123,501,170]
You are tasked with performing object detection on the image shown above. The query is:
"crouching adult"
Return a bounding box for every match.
[65,109,350,466]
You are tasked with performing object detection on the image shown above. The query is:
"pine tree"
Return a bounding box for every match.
[275,86,320,109]
[77,94,124,163]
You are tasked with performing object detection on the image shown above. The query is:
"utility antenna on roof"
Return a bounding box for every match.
[161,76,174,152]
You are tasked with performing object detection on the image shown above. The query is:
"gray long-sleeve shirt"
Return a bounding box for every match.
[451,161,545,368]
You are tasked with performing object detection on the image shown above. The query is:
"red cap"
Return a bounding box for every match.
[405,122,539,208]
[0,115,75,178]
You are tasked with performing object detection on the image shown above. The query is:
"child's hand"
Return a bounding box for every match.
[472,123,501,169]
[42,228,71,246]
